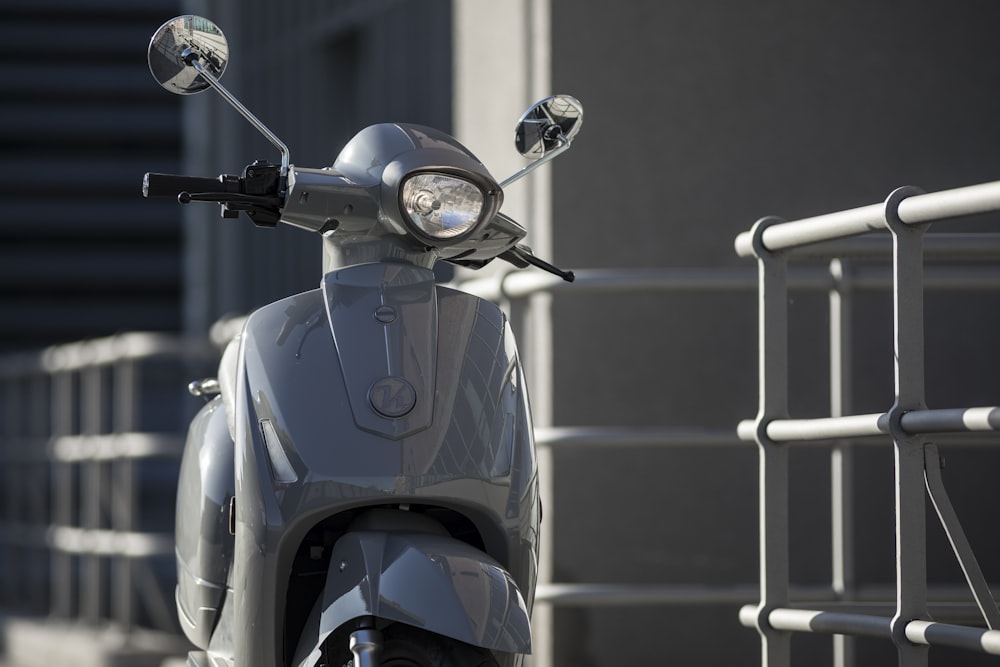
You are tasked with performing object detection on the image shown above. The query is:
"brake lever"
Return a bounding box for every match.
[178,191,283,227]
[178,191,282,207]
[500,244,575,282]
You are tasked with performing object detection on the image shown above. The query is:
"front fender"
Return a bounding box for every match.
[293,529,532,666]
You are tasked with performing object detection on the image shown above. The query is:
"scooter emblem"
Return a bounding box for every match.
[368,376,416,418]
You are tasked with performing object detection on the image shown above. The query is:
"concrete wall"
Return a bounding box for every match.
[540,1,1000,665]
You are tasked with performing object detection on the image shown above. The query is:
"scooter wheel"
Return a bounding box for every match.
[341,622,498,667]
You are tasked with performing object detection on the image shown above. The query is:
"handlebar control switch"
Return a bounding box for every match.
[243,161,281,197]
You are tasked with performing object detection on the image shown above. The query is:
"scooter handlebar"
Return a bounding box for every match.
[142,172,240,199]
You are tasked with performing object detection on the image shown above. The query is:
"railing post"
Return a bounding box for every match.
[884,186,929,667]
[112,352,138,630]
[1,371,18,604]
[50,364,74,619]
[81,352,106,624]
[829,258,856,667]
[749,216,792,667]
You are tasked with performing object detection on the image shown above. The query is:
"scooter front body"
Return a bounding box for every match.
[182,261,540,667]
[149,17,582,667]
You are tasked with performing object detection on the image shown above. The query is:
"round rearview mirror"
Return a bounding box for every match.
[147,15,228,95]
[514,95,584,160]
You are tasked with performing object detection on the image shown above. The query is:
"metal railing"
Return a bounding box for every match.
[734,181,1000,666]
[0,333,213,632]
[459,196,1000,667]
[459,255,1000,614]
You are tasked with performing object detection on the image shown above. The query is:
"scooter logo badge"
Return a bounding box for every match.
[368,376,416,418]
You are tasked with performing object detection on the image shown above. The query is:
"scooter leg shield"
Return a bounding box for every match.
[293,530,531,666]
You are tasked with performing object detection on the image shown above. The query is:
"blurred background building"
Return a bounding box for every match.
[0,1,184,352]
[2,0,1000,665]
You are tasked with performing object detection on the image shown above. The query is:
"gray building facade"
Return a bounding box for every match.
[541,2,1000,665]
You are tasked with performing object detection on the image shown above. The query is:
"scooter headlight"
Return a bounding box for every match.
[401,173,485,239]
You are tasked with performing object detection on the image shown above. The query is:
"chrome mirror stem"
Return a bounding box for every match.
[188,53,290,177]
[499,133,571,189]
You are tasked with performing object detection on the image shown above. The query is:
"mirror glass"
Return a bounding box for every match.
[147,15,228,95]
[514,95,584,159]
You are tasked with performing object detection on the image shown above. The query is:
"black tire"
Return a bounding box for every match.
[332,623,499,667]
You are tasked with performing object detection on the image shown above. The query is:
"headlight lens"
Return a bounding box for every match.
[401,173,485,239]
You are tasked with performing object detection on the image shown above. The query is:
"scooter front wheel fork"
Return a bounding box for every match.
[349,620,383,667]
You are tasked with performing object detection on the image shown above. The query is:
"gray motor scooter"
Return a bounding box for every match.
[142,16,582,667]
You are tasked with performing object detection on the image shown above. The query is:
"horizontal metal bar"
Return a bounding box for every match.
[9,429,737,461]
[457,263,1000,302]
[742,605,1000,654]
[734,179,1000,256]
[910,266,1000,291]
[818,262,1000,293]
[898,180,1000,226]
[0,332,215,377]
[783,601,1000,626]
[48,526,174,557]
[0,522,173,557]
[772,413,885,441]
[541,582,1000,608]
[0,434,184,462]
[459,267,761,301]
[534,426,739,448]
[907,619,1000,654]
[794,233,1000,260]
[536,583,759,606]
[904,406,1000,433]
[737,407,1000,443]
[735,203,887,257]
[737,413,886,442]
[765,607,892,639]
[50,433,184,462]
[41,333,212,372]
[536,584,974,607]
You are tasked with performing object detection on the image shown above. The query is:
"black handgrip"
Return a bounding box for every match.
[142,172,240,198]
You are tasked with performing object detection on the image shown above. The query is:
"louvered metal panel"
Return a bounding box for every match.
[0,1,182,353]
